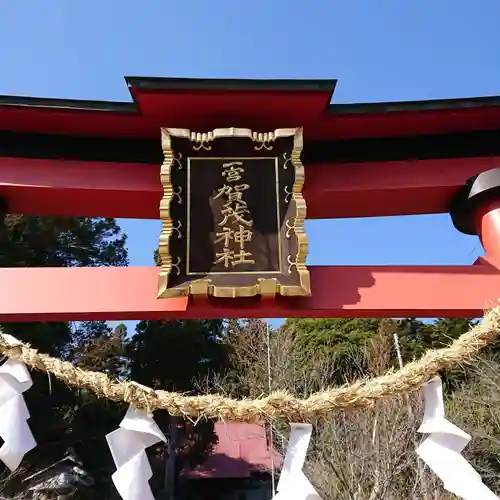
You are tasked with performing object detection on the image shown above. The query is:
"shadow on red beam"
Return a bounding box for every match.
[2,156,500,219]
[0,265,498,321]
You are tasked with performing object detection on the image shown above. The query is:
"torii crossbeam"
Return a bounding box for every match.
[1,77,500,320]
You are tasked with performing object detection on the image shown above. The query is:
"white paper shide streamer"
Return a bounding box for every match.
[0,334,37,471]
[416,377,499,500]
[106,406,167,500]
[275,423,321,500]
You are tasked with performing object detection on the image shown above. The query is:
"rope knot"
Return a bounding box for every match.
[125,381,159,416]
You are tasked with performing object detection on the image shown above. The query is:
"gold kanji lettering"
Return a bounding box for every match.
[232,250,255,266]
[233,225,253,249]
[222,161,244,183]
[214,183,250,201]
[213,160,256,268]
[219,202,253,227]
[214,227,233,247]
[214,248,234,268]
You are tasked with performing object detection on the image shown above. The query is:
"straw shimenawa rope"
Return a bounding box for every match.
[1,308,499,423]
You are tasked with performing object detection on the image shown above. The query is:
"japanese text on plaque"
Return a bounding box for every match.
[214,161,256,268]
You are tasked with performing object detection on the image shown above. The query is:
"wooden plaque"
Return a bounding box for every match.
[158,127,310,298]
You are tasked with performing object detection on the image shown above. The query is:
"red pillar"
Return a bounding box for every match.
[450,167,500,266]
[475,199,500,264]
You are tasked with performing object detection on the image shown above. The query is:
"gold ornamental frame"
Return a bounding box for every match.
[158,127,310,299]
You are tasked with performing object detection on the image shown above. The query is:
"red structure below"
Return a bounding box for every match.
[0,264,499,321]
[182,423,280,480]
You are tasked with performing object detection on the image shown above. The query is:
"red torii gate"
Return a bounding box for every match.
[1,76,500,320]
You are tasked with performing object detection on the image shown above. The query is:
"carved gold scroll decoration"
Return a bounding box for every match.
[158,129,174,292]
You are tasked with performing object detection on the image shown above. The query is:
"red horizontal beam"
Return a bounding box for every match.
[1,156,499,219]
[0,157,159,219]
[0,265,498,321]
[307,156,500,218]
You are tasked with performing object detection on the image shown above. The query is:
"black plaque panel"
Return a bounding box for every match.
[158,128,310,298]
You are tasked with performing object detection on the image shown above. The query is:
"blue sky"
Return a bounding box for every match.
[1,1,499,330]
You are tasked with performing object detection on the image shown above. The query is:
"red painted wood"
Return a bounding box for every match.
[0,265,498,321]
[0,157,159,218]
[1,156,499,219]
[475,199,500,265]
[1,92,500,140]
[0,267,188,321]
[305,157,500,219]
[0,91,332,139]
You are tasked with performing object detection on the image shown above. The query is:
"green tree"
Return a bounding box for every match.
[130,319,228,392]
[282,318,383,384]
[398,318,476,359]
[0,214,128,496]
[398,318,478,390]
